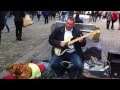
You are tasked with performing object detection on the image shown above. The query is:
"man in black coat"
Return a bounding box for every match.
[49,16,86,78]
[0,11,5,44]
[12,11,25,41]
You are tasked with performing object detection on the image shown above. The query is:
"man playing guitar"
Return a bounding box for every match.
[49,16,86,78]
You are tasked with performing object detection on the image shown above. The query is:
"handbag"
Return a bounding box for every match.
[23,14,33,27]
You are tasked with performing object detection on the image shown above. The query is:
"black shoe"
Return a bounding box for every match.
[16,38,19,40]
[19,38,22,41]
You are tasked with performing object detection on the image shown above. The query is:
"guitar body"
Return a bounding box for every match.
[54,36,74,56]
[54,47,62,56]
[54,46,71,56]
[54,30,100,56]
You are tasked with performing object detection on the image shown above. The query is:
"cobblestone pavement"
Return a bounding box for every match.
[81,19,120,58]
[94,19,120,57]
[0,16,58,74]
[0,17,120,78]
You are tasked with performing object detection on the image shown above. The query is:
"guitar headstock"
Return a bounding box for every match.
[90,29,100,35]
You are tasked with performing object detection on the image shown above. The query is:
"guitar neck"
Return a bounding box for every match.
[68,33,91,45]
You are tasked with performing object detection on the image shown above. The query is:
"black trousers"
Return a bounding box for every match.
[5,24,10,32]
[14,21,23,40]
[106,20,111,29]
[0,23,5,44]
[111,20,116,29]
[37,14,41,21]
[44,16,49,24]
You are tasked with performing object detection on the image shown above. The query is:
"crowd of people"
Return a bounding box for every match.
[0,11,59,44]
[86,11,120,30]
[105,11,120,30]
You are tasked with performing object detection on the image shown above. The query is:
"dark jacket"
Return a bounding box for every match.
[49,25,86,61]
[12,11,25,22]
[0,11,5,30]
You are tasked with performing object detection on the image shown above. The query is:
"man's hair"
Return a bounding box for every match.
[67,16,75,22]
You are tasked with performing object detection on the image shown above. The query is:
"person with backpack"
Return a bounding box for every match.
[111,11,118,30]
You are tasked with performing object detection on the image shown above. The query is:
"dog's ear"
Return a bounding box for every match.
[14,64,23,74]
[6,64,22,73]
[6,65,15,73]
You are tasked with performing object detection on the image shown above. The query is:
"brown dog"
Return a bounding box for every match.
[6,63,45,79]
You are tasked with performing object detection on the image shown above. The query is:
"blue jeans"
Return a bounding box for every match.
[49,51,83,77]
[61,15,66,22]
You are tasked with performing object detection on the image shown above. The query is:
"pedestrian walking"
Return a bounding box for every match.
[74,12,83,23]
[37,11,41,21]
[43,11,49,24]
[0,11,5,44]
[3,11,10,32]
[91,11,96,22]
[29,11,36,20]
[111,11,118,30]
[106,11,112,29]
[98,11,102,20]
[118,12,120,30]
[60,11,67,22]
[50,11,56,20]
[12,11,25,41]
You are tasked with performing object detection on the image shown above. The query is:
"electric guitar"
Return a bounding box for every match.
[54,30,100,56]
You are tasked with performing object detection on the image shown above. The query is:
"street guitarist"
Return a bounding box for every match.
[49,16,86,78]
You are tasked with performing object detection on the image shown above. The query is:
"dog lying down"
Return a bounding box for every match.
[4,61,50,79]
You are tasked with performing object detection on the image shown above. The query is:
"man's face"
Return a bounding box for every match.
[65,19,75,31]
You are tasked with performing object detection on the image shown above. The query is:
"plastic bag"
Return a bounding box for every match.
[23,14,33,27]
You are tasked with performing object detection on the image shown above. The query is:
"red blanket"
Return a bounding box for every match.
[3,63,45,79]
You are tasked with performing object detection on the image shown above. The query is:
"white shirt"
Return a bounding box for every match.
[64,27,75,53]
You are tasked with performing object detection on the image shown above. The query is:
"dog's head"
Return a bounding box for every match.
[6,64,31,79]
[6,64,23,74]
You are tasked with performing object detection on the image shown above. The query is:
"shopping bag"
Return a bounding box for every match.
[23,14,33,27]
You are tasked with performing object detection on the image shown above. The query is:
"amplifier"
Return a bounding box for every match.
[107,50,120,78]
[107,50,120,61]
[110,61,120,78]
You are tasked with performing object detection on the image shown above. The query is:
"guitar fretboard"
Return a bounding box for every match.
[68,30,100,45]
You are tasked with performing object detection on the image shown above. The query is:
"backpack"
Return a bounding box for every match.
[112,12,118,21]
